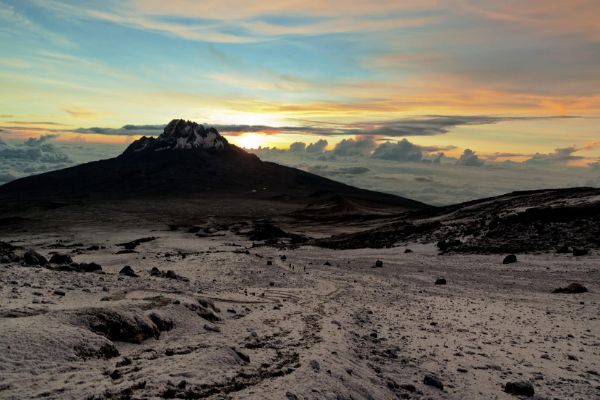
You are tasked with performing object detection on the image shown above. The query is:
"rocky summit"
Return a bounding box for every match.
[123,119,228,154]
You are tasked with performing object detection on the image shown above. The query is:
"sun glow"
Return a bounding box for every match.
[234,133,264,149]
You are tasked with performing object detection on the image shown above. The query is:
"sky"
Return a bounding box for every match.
[0,0,599,204]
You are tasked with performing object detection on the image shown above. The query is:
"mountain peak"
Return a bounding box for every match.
[122,119,229,155]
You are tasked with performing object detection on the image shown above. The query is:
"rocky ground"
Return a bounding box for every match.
[1,224,598,400]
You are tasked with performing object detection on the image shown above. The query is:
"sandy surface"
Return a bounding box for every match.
[1,227,598,399]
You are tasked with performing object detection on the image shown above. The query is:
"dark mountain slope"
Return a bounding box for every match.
[0,119,427,211]
[316,187,600,253]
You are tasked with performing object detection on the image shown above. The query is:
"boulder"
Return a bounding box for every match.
[503,254,517,264]
[435,277,447,285]
[49,253,73,264]
[552,283,588,294]
[504,381,534,397]
[423,374,443,390]
[23,250,47,266]
[119,265,138,277]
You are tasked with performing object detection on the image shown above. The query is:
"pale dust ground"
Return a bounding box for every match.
[1,227,598,400]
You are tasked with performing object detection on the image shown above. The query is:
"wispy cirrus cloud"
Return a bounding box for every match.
[61,115,579,138]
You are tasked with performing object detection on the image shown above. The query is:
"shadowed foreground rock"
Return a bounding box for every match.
[505,381,534,397]
[552,283,588,294]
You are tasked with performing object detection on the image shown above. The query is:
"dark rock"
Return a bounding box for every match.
[435,277,447,285]
[552,283,588,294]
[53,290,65,296]
[119,265,138,277]
[504,381,534,397]
[374,260,383,268]
[572,248,588,256]
[149,267,189,281]
[324,261,331,266]
[423,374,443,390]
[203,324,221,333]
[23,250,47,266]
[286,392,299,400]
[310,359,320,371]
[232,347,250,363]
[116,357,132,367]
[87,245,100,251]
[117,237,156,251]
[148,312,174,332]
[109,369,122,380]
[0,241,20,263]
[76,262,102,273]
[400,384,416,392]
[198,297,220,313]
[503,254,517,264]
[74,308,161,343]
[74,342,119,360]
[49,253,73,264]
[404,248,413,253]
[247,222,307,245]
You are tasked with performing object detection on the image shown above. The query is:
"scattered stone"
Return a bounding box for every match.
[310,359,320,372]
[503,254,517,264]
[149,267,189,281]
[552,283,588,294]
[400,384,416,392]
[435,277,447,285]
[0,241,20,263]
[203,324,221,333]
[404,248,413,253]
[374,260,383,268]
[286,392,299,400]
[148,312,174,332]
[504,381,534,397]
[119,266,138,277]
[232,348,250,363]
[23,250,47,266]
[324,261,331,266]
[53,290,65,296]
[116,357,132,367]
[117,237,156,250]
[109,369,122,380]
[76,262,102,273]
[423,374,443,390]
[49,253,73,264]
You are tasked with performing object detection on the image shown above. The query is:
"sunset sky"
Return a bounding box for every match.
[1,0,599,202]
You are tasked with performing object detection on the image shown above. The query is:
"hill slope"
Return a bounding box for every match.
[0,119,427,211]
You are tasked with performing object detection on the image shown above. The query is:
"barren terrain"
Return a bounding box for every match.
[1,221,598,399]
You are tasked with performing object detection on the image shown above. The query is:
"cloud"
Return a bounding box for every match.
[64,108,98,118]
[333,136,377,156]
[66,115,578,139]
[525,146,584,164]
[456,149,484,166]
[72,124,165,136]
[372,139,423,162]
[0,135,74,184]
[306,139,328,153]
[289,142,306,152]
